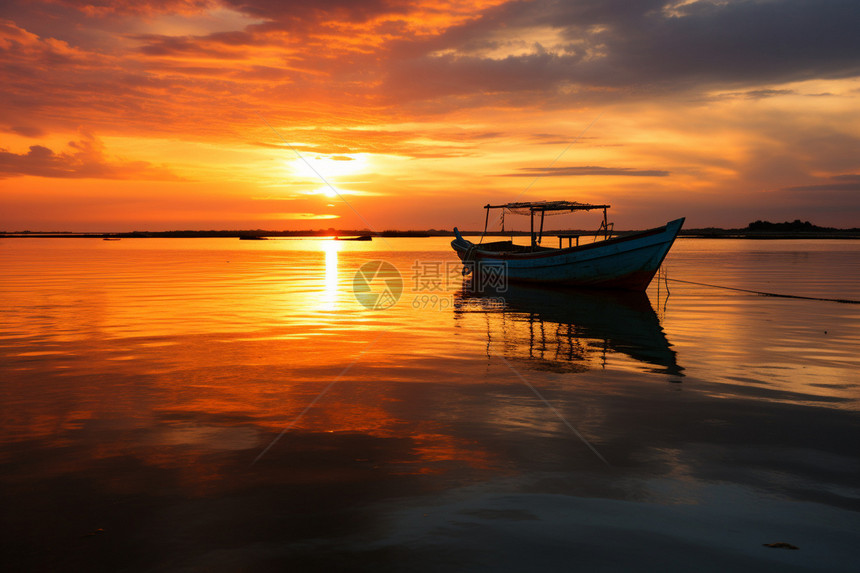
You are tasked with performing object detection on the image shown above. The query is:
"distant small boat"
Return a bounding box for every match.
[102,237,121,241]
[334,235,372,241]
[451,201,683,291]
[239,236,268,240]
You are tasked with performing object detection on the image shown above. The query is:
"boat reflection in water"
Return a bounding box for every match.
[455,281,683,379]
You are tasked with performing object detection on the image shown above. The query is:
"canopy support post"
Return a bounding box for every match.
[538,210,545,245]
[479,206,490,244]
[530,209,535,247]
[603,208,608,239]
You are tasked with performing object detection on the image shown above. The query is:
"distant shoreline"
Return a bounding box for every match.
[3,229,860,239]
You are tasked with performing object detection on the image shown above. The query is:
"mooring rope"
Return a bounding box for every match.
[666,277,860,305]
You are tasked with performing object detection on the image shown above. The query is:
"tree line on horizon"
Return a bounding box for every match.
[3,220,859,237]
[745,219,852,232]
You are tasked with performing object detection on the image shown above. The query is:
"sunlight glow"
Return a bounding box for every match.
[275,213,340,220]
[289,154,369,181]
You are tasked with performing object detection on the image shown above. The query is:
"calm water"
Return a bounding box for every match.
[1,237,859,572]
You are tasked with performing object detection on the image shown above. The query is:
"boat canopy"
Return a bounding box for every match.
[480,200,612,246]
[484,200,611,215]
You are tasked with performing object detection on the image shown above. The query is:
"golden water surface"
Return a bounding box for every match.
[1,237,859,571]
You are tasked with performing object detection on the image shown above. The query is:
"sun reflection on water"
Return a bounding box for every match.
[320,239,340,312]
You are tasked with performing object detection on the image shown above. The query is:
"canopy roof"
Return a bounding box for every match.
[484,200,610,213]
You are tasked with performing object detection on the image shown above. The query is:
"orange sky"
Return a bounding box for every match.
[2,0,859,231]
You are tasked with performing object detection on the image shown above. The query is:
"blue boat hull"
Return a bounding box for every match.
[451,218,684,291]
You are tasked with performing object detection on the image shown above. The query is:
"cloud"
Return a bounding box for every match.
[134,33,247,58]
[505,166,670,177]
[783,174,860,192]
[251,125,492,158]
[5,0,860,136]
[55,0,215,18]
[712,89,796,101]
[3,124,46,137]
[15,0,855,143]
[1,0,859,230]
[0,132,182,180]
[0,17,87,65]
[384,0,860,105]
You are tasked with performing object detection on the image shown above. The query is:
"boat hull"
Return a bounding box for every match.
[451,218,684,291]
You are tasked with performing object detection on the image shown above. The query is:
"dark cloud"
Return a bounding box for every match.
[505,166,669,177]
[8,0,860,117]
[625,0,860,85]
[0,133,182,180]
[224,0,398,24]
[385,0,860,104]
[721,89,796,100]
[4,124,46,137]
[775,174,860,223]
[784,174,860,192]
[134,34,245,59]
[52,0,213,17]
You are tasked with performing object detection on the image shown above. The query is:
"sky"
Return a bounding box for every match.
[1,0,859,232]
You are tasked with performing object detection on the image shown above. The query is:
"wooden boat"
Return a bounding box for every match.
[451,201,684,291]
[239,235,268,240]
